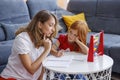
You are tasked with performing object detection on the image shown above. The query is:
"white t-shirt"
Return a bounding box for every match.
[1,32,45,80]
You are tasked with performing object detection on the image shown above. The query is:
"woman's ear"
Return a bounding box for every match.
[38,22,42,29]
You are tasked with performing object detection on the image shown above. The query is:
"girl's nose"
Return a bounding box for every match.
[70,33,75,37]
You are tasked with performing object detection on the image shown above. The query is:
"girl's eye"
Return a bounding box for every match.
[69,31,72,34]
[74,34,78,37]
[69,31,77,37]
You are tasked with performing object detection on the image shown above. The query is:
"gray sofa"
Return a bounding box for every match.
[0,0,73,73]
[67,0,120,74]
[1,0,120,75]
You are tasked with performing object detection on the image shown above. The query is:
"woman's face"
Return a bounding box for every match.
[39,16,55,37]
[68,29,78,42]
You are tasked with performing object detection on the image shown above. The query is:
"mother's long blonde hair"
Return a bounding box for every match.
[70,20,89,45]
[16,10,58,48]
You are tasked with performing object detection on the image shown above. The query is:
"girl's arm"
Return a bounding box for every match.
[75,39,89,55]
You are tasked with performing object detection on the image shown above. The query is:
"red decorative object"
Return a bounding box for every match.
[97,31,104,55]
[87,35,94,62]
[87,31,104,62]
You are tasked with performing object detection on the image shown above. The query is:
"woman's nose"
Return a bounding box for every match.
[52,27,55,32]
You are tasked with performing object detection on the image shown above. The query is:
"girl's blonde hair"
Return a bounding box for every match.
[70,20,89,45]
[16,10,58,48]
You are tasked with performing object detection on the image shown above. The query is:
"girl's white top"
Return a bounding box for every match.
[1,32,45,80]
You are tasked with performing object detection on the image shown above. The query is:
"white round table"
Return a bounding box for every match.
[43,52,114,80]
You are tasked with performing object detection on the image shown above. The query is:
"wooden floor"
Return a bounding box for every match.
[111,72,120,80]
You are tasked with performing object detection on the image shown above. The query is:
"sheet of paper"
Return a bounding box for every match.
[43,55,73,68]
[46,55,73,61]
[43,60,71,68]
[73,55,87,61]
[63,52,87,61]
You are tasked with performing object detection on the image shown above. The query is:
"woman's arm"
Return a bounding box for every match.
[19,48,50,75]
[19,38,52,75]
[50,40,63,57]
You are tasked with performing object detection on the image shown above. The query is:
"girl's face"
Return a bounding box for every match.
[39,16,55,37]
[68,29,78,43]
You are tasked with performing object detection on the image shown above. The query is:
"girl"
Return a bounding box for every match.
[0,10,58,80]
[51,20,89,80]
[51,20,89,57]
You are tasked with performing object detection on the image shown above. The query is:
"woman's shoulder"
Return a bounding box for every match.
[16,32,28,38]
[15,32,30,41]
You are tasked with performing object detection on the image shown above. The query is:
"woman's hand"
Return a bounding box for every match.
[56,50,64,57]
[43,35,52,52]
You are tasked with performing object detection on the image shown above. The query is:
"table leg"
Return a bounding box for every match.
[44,67,112,80]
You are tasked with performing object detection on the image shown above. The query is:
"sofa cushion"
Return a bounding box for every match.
[67,0,97,16]
[53,8,74,19]
[27,0,58,18]
[57,24,63,32]
[109,43,120,59]
[94,1,120,34]
[58,18,68,33]
[1,23,28,40]
[0,24,5,41]
[0,65,6,74]
[0,40,13,66]
[0,40,13,73]
[62,13,86,29]
[62,13,91,32]
[54,9,74,33]
[91,17,120,35]
[0,0,30,23]
[109,43,120,73]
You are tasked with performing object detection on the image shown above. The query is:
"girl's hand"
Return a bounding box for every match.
[64,48,70,52]
[75,37,80,43]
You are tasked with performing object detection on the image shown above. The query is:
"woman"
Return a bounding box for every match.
[0,10,58,80]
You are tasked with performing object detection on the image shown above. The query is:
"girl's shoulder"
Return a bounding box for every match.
[59,34,67,38]
[58,34,67,42]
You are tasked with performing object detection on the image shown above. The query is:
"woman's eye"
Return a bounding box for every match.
[49,24,53,27]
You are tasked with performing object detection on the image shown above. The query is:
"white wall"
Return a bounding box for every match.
[57,0,70,10]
